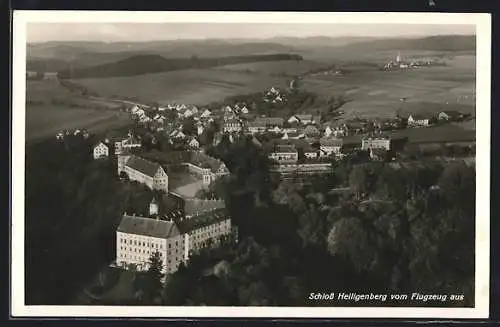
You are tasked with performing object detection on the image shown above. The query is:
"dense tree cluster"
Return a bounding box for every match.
[157,142,475,307]
[26,131,475,307]
[25,135,156,304]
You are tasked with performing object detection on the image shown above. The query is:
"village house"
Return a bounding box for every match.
[324,126,333,137]
[260,117,284,128]
[408,114,433,127]
[117,154,169,192]
[361,135,391,151]
[438,110,465,121]
[319,137,343,157]
[288,114,312,125]
[170,130,186,140]
[188,137,200,149]
[115,134,142,155]
[200,109,212,118]
[93,142,109,160]
[181,108,194,118]
[246,117,283,134]
[332,125,347,138]
[247,121,267,134]
[223,118,243,133]
[303,145,319,159]
[282,131,305,140]
[288,114,321,125]
[303,125,321,139]
[268,144,299,164]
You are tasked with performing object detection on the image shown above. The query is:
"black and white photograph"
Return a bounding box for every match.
[11,11,490,318]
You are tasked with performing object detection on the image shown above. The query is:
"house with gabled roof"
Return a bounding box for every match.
[267,143,299,164]
[188,137,200,149]
[200,109,212,118]
[408,113,433,127]
[303,125,321,138]
[117,155,169,192]
[93,142,109,160]
[282,131,305,140]
[438,110,465,121]
[288,114,313,125]
[319,137,343,157]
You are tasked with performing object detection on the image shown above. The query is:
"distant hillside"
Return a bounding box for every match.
[266,36,382,48]
[57,53,304,79]
[27,40,296,62]
[339,35,476,52]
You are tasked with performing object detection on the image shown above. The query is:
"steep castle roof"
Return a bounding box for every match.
[177,208,230,234]
[125,156,162,178]
[117,215,180,239]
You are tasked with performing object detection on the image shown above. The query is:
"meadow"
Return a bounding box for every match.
[71,67,293,106]
[300,54,476,120]
[214,60,327,76]
[25,79,131,143]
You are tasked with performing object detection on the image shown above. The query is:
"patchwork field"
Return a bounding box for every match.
[71,68,292,106]
[25,80,131,143]
[214,60,327,76]
[300,54,476,120]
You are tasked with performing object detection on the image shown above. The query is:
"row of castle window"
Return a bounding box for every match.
[120,238,164,249]
[120,247,164,256]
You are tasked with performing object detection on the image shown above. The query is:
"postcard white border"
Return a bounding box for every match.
[11,11,491,319]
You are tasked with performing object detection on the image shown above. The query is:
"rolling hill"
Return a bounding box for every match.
[56,53,304,79]
[336,35,476,52]
[26,40,298,71]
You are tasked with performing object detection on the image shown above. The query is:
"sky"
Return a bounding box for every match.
[26,23,476,43]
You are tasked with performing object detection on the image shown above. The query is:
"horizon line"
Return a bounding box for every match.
[27,33,476,44]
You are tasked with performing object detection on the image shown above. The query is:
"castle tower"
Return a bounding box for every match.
[149,197,159,216]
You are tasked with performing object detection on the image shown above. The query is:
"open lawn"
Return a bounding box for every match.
[300,54,475,120]
[25,79,132,143]
[71,68,292,106]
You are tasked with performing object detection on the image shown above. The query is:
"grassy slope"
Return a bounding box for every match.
[25,79,132,143]
[71,68,292,106]
[214,60,327,76]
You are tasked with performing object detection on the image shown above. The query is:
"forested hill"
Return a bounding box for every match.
[57,53,304,79]
[340,35,476,52]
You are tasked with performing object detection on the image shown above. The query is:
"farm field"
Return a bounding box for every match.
[71,67,292,106]
[342,123,475,145]
[214,60,327,76]
[25,79,131,143]
[300,54,476,120]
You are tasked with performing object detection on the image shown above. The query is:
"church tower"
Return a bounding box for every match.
[149,197,159,217]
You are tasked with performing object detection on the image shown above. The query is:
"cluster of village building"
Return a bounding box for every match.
[383,52,445,70]
[384,53,443,70]
[86,84,470,276]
